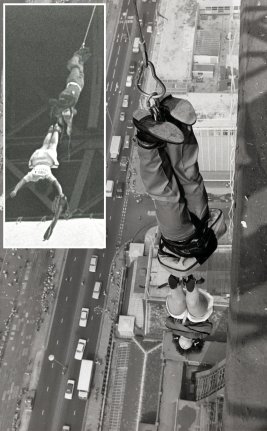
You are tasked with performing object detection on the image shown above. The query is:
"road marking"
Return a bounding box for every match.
[65,296,68,302]
[102,253,105,257]
[110,81,113,92]
[73,410,76,416]
[99,273,102,278]
[60,318,64,324]
[56,340,59,345]
[46,386,49,392]
[112,68,116,79]
[107,81,109,92]
[118,45,121,55]
[42,410,45,415]
[109,215,112,220]
[51,363,54,368]
[115,56,118,66]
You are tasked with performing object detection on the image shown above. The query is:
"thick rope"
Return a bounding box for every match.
[81,5,96,47]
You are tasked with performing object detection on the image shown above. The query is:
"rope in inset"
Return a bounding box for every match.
[81,5,96,48]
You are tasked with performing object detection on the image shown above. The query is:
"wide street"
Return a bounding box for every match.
[28,2,157,430]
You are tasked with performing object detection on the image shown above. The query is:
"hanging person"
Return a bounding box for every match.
[10,124,64,199]
[160,274,214,353]
[133,94,227,276]
[49,46,91,136]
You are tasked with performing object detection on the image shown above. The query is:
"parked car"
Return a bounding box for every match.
[25,390,36,411]
[74,339,86,360]
[120,112,125,122]
[116,182,124,199]
[79,308,89,327]
[64,380,75,400]
[120,156,129,172]
[129,61,136,74]
[147,24,153,33]
[122,95,129,108]
[92,281,102,299]
[62,426,71,431]
[89,255,98,272]
[126,75,133,87]
[124,135,130,149]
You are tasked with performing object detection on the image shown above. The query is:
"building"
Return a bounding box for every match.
[198,0,240,17]
[192,64,215,79]
[194,30,221,65]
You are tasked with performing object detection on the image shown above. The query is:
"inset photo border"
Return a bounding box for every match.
[3,3,106,248]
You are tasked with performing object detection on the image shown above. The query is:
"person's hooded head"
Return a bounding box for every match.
[178,336,193,350]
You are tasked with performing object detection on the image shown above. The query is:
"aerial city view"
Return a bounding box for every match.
[1,0,266,430]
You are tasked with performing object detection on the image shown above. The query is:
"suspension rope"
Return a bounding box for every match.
[81,5,96,48]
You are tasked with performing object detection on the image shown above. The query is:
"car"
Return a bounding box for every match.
[126,75,133,87]
[89,255,98,272]
[116,182,124,199]
[124,135,130,149]
[120,112,125,122]
[147,24,153,33]
[122,95,129,108]
[64,380,75,400]
[25,390,36,411]
[74,339,86,360]
[79,308,89,327]
[120,156,129,172]
[129,61,136,74]
[92,281,102,299]
[62,426,71,431]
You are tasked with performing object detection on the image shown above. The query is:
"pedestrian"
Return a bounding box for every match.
[10,124,64,199]
[160,274,213,353]
[133,95,226,275]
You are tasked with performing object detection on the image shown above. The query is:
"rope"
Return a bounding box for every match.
[81,5,96,47]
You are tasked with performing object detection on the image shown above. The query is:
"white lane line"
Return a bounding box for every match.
[110,81,113,92]
[73,410,76,416]
[115,56,118,66]
[56,340,59,345]
[107,82,109,92]
[51,363,54,368]
[42,410,45,416]
[118,45,121,55]
[46,386,49,392]
[109,215,112,220]
[99,273,102,278]
[65,296,68,302]
[112,68,116,79]
[102,253,105,257]
[60,318,64,324]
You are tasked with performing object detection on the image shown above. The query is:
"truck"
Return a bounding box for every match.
[106,180,114,197]
[110,136,122,162]
[77,360,94,400]
[132,37,140,53]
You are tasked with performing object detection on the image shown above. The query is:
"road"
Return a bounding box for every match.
[28,1,157,430]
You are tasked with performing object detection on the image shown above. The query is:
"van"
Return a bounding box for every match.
[106,180,114,197]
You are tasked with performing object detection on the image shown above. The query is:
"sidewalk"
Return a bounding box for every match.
[83,248,126,431]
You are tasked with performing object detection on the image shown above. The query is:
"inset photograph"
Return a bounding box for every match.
[4,3,105,248]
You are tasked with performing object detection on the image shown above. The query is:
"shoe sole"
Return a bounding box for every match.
[158,209,226,277]
[161,95,197,125]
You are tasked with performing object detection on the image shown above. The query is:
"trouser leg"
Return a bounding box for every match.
[137,145,195,241]
[165,126,209,223]
[185,287,209,319]
[167,285,187,316]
